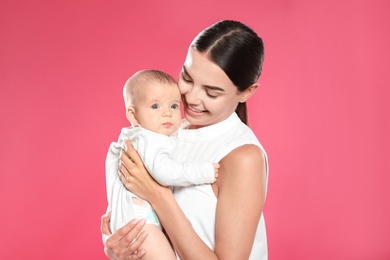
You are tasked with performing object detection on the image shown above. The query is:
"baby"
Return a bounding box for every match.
[105,69,218,259]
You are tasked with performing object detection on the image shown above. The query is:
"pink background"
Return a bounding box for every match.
[1,0,389,259]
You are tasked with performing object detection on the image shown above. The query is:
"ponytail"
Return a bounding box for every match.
[235,102,248,125]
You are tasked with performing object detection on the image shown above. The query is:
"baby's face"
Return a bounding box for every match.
[134,82,182,136]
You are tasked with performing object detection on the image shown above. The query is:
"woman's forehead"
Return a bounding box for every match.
[183,48,233,88]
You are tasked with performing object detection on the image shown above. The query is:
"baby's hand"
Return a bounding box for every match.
[212,163,220,182]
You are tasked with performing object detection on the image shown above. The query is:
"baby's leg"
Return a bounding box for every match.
[139,223,176,260]
[131,198,176,259]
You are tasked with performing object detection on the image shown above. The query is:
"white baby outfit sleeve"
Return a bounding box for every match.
[131,127,215,186]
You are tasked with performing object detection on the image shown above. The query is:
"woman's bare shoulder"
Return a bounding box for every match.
[215,144,266,192]
[223,144,265,166]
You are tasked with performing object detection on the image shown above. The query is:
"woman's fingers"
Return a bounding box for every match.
[119,140,143,184]
[119,138,162,203]
[124,139,143,165]
[119,145,135,187]
[127,226,148,258]
[120,219,148,259]
[105,218,148,259]
[115,219,146,244]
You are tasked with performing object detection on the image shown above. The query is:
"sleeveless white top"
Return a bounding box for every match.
[173,112,268,259]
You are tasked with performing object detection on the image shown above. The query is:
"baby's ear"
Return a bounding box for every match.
[126,106,139,126]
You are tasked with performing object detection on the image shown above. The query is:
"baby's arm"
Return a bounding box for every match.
[133,130,217,186]
[152,159,219,187]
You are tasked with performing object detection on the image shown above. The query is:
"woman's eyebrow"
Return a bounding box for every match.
[182,66,225,92]
[205,84,225,92]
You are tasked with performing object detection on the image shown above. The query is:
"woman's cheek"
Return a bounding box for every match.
[177,79,188,95]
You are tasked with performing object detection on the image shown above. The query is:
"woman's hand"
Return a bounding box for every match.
[119,139,168,202]
[101,211,148,260]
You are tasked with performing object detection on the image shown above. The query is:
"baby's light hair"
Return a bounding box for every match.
[123,70,177,109]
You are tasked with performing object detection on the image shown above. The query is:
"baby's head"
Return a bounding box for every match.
[123,70,182,136]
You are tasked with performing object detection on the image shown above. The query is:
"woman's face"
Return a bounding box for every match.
[178,48,246,128]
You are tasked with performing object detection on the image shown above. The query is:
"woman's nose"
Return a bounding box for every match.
[183,85,200,105]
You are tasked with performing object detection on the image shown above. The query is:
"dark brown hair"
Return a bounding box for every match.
[190,20,264,125]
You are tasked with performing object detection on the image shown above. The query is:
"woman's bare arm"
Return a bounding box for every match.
[214,145,267,259]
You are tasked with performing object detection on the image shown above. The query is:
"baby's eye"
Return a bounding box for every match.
[151,104,159,109]
[171,104,179,109]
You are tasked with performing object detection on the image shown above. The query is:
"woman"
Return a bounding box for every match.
[102,20,268,259]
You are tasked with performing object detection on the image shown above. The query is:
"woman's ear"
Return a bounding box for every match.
[239,82,259,103]
[126,106,139,126]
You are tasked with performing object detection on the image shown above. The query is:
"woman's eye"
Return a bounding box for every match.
[206,91,218,99]
[151,104,159,109]
[182,73,192,83]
